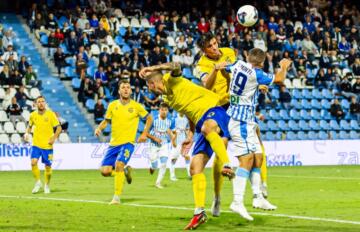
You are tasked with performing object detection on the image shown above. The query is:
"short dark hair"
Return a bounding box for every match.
[197,32,216,50]
[146,71,163,81]
[160,102,169,109]
[36,95,45,102]
[118,79,130,87]
[248,48,266,66]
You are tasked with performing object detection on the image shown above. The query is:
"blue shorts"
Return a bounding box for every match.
[192,106,230,157]
[30,146,54,166]
[101,143,134,167]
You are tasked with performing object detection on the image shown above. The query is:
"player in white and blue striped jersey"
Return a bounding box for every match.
[170,112,191,180]
[224,48,292,220]
[147,103,176,188]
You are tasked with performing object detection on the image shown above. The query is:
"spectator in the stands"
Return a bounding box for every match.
[92,0,107,15]
[94,23,108,45]
[47,31,60,57]
[23,65,41,89]
[89,14,99,29]
[153,34,166,49]
[6,54,18,75]
[79,78,95,104]
[18,56,29,75]
[75,53,87,75]
[150,46,166,65]
[111,46,122,65]
[2,30,15,51]
[197,17,209,34]
[34,13,48,40]
[129,54,142,72]
[0,64,10,85]
[338,36,351,54]
[171,48,182,63]
[2,88,13,109]
[100,15,110,32]
[15,86,32,109]
[176,34,187,51]
[94,78,105,101]
[330,98,344,121]
[240,33,254,58]
[279,86,292,109]
[303,15,316,34]
[66,31,79,55]
[254,33,267,52]
[54,27,65,43]
[94,99,105,124]
[340,75,357,100]
[301,34,318,61]
[46,13,58,32]
[77,12,89,30]
[182,49,194,68]
[319,50,331,69]
[10,69,23,86]
[6,97,24,124]
[53,47,69,77]
[94,66,108,85]
[2,45,18,62]
[350,96,360,121]
[352,58,360,76]
[143,89,160,110]
[99,55,111,69]
[132,86,144,104]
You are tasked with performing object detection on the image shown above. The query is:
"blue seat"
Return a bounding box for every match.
[118,27,127,36]
[309,120,320,130]
[148,27,157,37]
[340,120,351,130]
[310,109,321,120]
[289,109,301,120]
[115,35,126,45]
[258,120,268,131]
[288,120,300,130]
[290,99,301,109]
[301,99,311,109]
[265,131,275,140]
[64,66,76,78]
[321,89,333,99]
[320,99,330,110]
[308,131,318,140]
[286,131,297,140]
[88,58,97,68]
[341,99,350,110]
[65,57,76,67]
[269,109,280,120]
[312,89,322,99]
[40,34,48,45]
[267,120,279,131]
[121,44,131,54]
[302,89,312,99]
[271,88,279,99]
[71,78,81,90]
[279,109,290,120]
[310,99,321,110]
[330,120,340,130]
[275,131,283,140]
[85,99,95,112]
[319,120,330,130]
[278,120,289,131]
[349,131,359,139]
[329,131,338,139]
[86,67,96,77]
[299,120,310,130]
[320,109,331,120]
[350,120,360,129]
[292,89,302,99]
[59,43,69,54]
[297,131,307,140]
[318,131,328,140]
[300,109,311,120]
[339,131,349,139]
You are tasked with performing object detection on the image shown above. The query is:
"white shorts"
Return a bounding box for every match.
[228,118,262,156]
[149,143,171,162]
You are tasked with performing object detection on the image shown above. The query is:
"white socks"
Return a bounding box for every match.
[233,167,250,204]
[250,168,262,197]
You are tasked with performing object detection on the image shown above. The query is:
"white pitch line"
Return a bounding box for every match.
[270,175,360,180]
[1,195,360,226]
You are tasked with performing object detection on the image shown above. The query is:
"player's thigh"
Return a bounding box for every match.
[190,152,209,175]
[30,146,42,165]
[101,145,120,167]
[253,153,263,168]
[149,146,160,161]
[41,149,54,167]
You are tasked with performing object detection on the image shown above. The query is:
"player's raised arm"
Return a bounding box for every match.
[273,58,292,84]
[139,62,182,79]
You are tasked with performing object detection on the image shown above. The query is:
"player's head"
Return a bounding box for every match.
[197,32,220,59]
[247,48,266,68]
[146,71,165,95]
[159,102,169,119]
[35,96,46,111]
[118,80,132,100]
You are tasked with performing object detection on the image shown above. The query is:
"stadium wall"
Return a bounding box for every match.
[0,140,359,171]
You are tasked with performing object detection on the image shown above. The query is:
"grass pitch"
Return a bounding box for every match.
[1,166,360,231]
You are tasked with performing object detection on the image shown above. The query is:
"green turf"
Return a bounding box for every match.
[1,166,360,231]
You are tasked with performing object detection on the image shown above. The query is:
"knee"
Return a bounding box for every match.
[31,160,38,166]
[101,171,111,177]
[115,162,125,172]
[201,120,218,137]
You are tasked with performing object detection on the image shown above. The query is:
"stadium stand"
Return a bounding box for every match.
[0,0,359,142]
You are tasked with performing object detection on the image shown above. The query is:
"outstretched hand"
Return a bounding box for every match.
[139,67,153,79]
[279,58,292,70]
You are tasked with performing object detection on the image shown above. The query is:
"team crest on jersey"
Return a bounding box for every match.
[207,112,215,118]
[128,108,134,113]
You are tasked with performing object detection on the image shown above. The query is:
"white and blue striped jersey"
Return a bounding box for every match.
[225,60,274,122]
[150,116,174,146]
[173,113,189,145]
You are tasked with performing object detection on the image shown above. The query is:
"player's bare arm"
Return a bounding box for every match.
[273,58,292,84]
[94,119,111,136]
[49,125,62,145]
[138,114,153,143]
[139,62,182,79]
